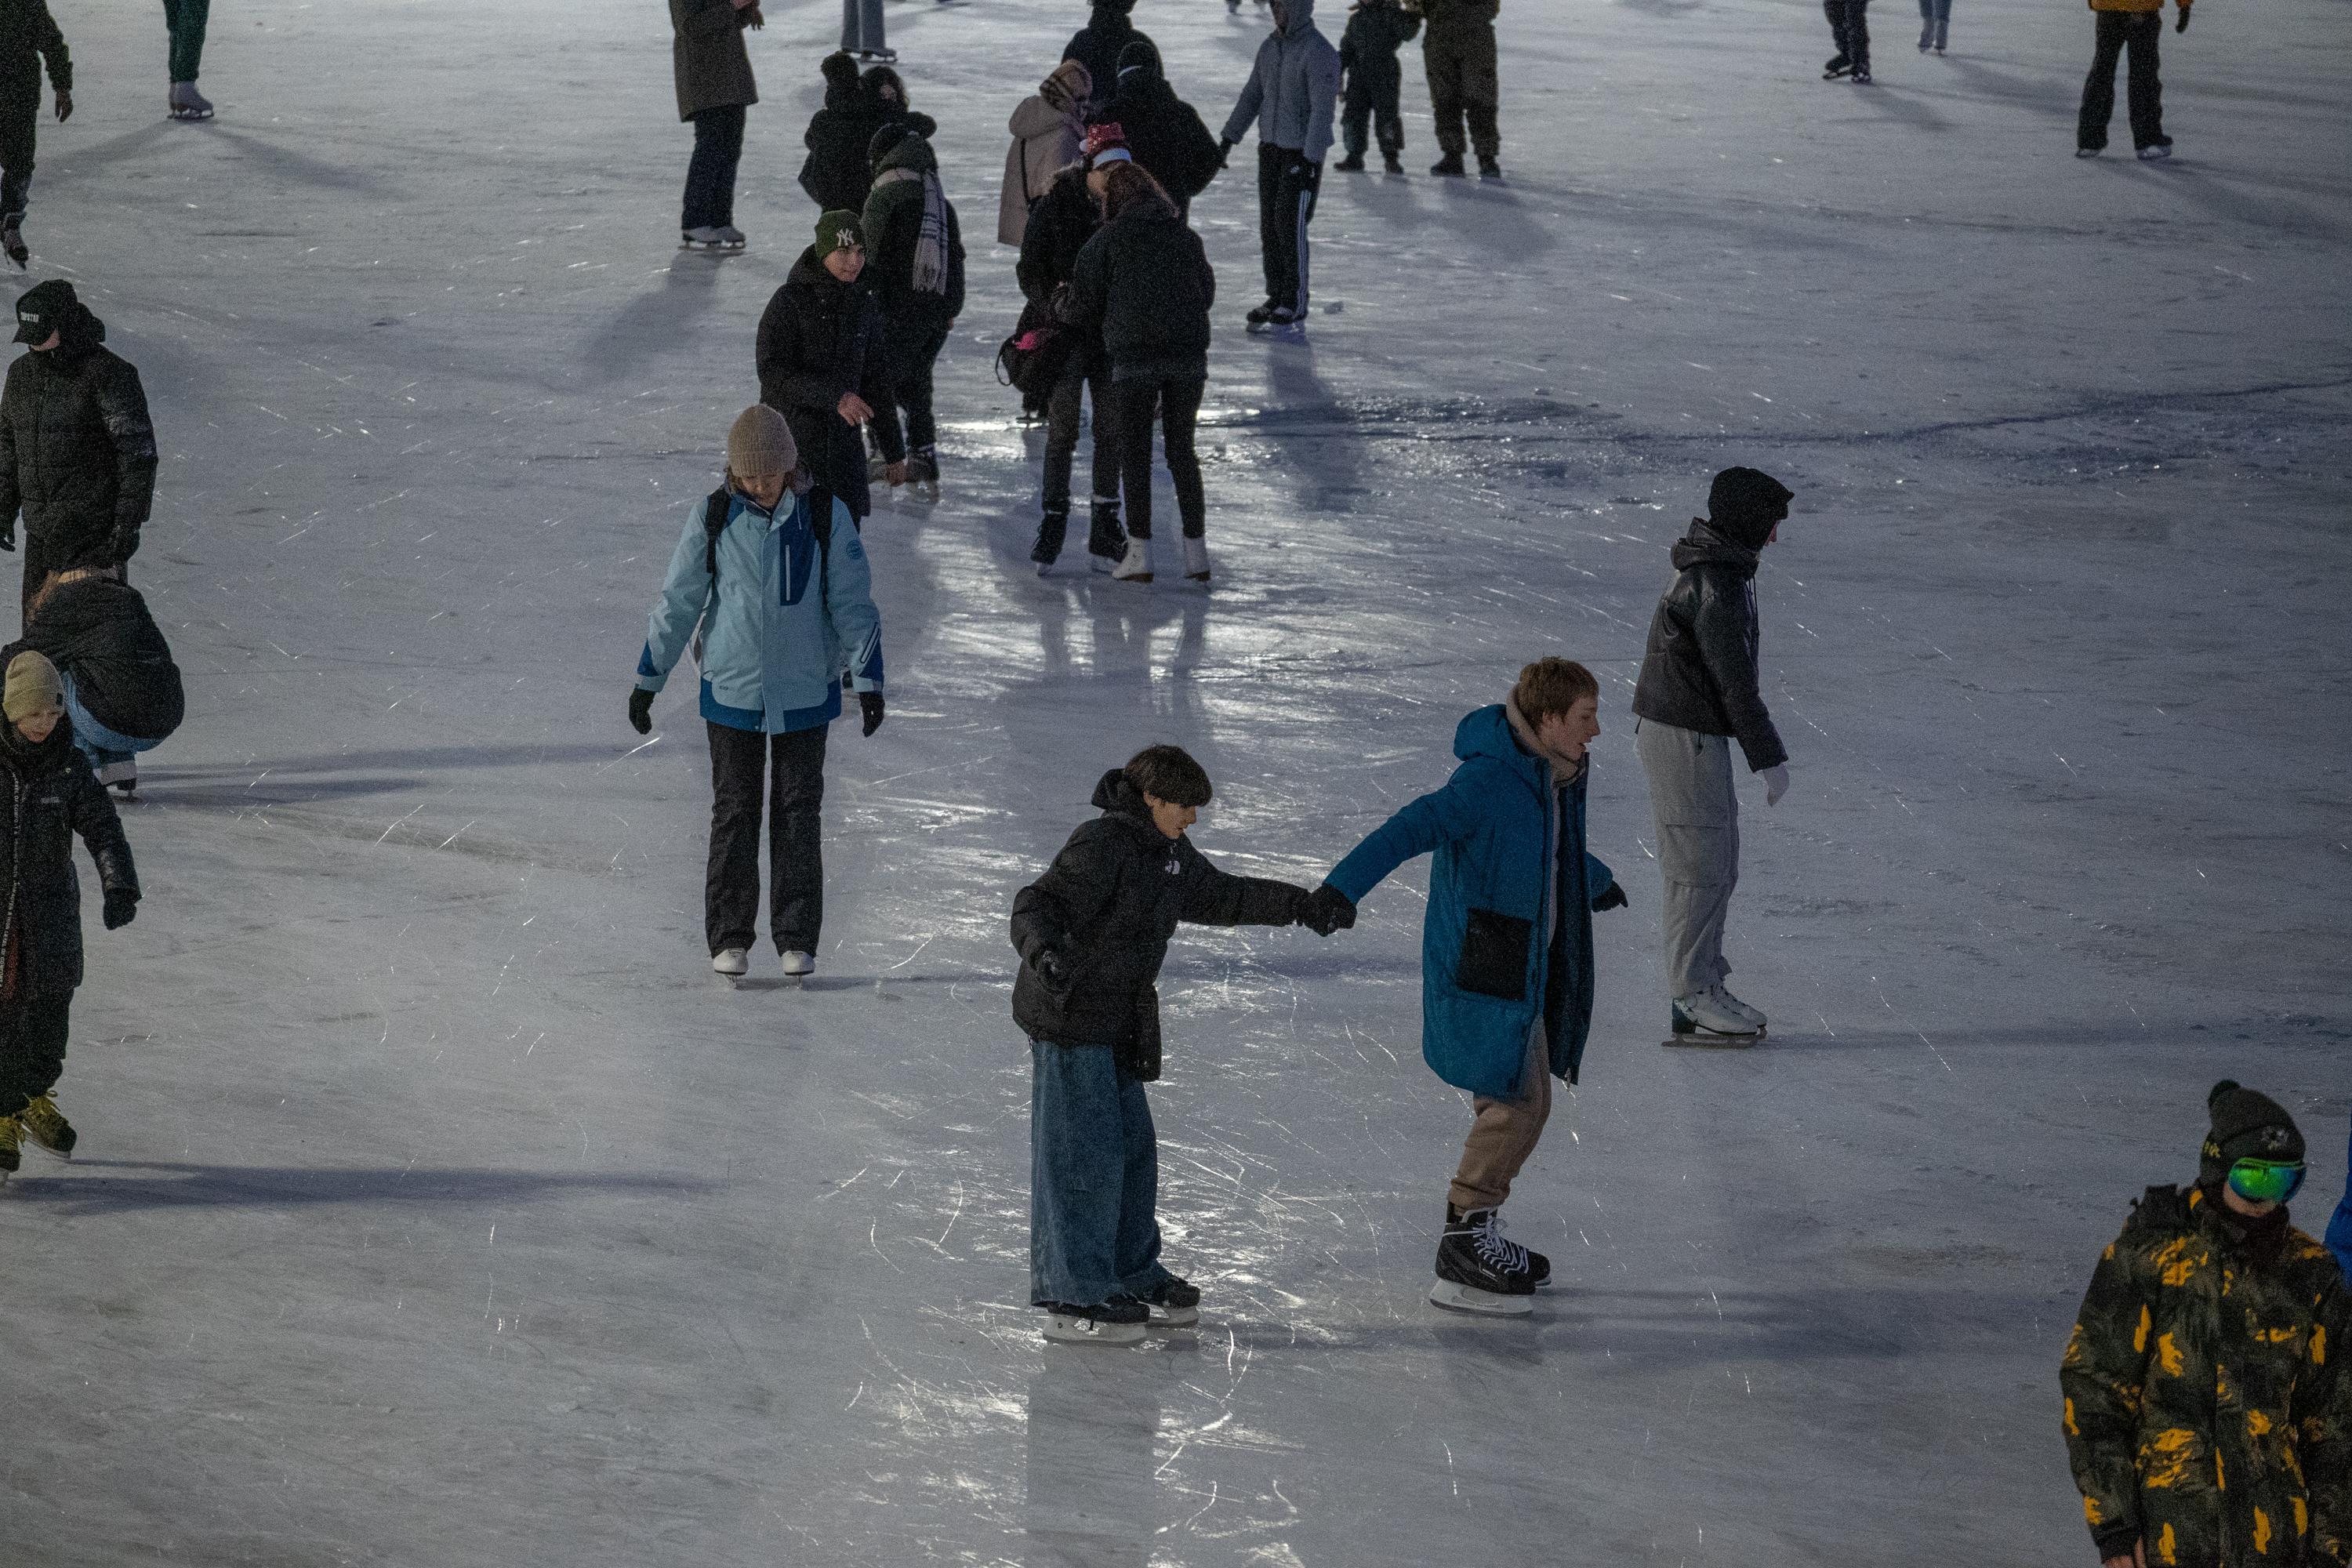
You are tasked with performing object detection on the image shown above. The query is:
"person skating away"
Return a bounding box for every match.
[1066,162,1214,585]
[1417,0,1501,175]
[19,567,183,797]
[1063,0,1154,118]
[1307,659,1624,1315]
[670,0,761,251]
[628,407,885,982]
[841,0,891,61]
[1628,467,1791,1044]
[1105,42,1224,223]
[1218,0,1340,334]
[1017,129,1130,574]
[1011,745,1332,1344]
[1821,0,1872,82]
[0,0,71,268]
[0,282,157,622]
[163,0,213,119]
[1000,61,1091,249]
[800,53,886,214]
[860,122,964,490]
[1335,0,1418,174]
[2076,0,2186,160]
[2061,1080,2352,1568]
[1916,0,1950,54]
[0,650,139,1178]
[756,212,902,524]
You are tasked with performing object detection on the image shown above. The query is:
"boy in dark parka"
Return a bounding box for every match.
[1336,0,1419,173]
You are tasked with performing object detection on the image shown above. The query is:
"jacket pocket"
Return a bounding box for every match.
[1454,908,1530,1001]
[1116,985,1163,1082]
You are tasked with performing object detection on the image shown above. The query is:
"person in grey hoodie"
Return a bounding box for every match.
[1217,0,1341,331]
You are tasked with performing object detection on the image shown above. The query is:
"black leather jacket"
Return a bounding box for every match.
[1630,521,1788,771]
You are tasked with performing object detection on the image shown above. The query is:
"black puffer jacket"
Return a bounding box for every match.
[0,299,157,569]
[0,0,69,114]
[1062,2,1152,117]
[858,132,966,327]
[757,246,902,519]
[1106,62,1224,206]
[20,575,183,743]
[801,60,885,213]
[1068,188,1214,383]
[1629,521,1788,771]
[1011,770,1305,1052]
[1016,168,1105,372]
[0,716,137,1000]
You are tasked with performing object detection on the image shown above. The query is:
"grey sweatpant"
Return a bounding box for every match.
[1635,717,1740,1001]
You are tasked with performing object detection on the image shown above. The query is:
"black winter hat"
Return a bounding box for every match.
[868,122,915,167]
[2200,1080,2304,1182]
[13,278,78,345]
[1116,40,1162,79]
[1705,466,1795,550]
[821,51,860,87]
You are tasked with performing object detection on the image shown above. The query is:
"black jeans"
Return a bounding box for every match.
[2079,11,2165,151]
[1042,361,1120,518]
[0,994,71,1113]
[682,103,746,231]
[0,107,34,223]
[1341,70,1405,159]
[1824,0,1871,72]
[706,720,829,955]
[1108,376,1205,541]
[880,314,953,457]
[1255,144,1321,315]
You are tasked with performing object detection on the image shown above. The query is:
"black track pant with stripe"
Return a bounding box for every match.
[1256,144,1322,318]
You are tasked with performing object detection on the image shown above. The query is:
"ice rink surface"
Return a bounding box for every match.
[4,0,2347,1561]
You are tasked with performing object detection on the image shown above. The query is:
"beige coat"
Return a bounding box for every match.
[998,64,1090,246]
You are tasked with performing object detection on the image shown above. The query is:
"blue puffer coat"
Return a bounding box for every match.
[2328,1122,2352,1283]
[635,485,883,734]
[1327,705,1617,1097]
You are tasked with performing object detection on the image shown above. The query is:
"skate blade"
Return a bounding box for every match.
[26,1141,71,1163]
[1148,1305,1200,1327]
[1662,1025,1763,1050]
[1043,1316,1145,1345]
[1428,1279,1533,1316]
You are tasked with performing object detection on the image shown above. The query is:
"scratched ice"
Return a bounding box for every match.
[7,0,2347,1562]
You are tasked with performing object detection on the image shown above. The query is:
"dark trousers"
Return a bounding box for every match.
[0,994,72,1113]
[163,0,211,82]
[681,103,746,231]
[0,107,34,223]
[2079,11,2165,151]
[706,720,829,955]
[1425,24,1501,159]
[1825,0,1871,72]
[1042,360,1120,520]
[1256,143,1321,314]
[1108,376,1205,541]
[1342,69,1405,158]
[880,314,953,458]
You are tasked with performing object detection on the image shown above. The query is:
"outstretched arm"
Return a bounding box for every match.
[1323,765,1489,906]
[1174,840,1305,927]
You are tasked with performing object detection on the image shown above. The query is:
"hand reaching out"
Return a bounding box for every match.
[1299,883,1356,936]
[1761,763,1791,807]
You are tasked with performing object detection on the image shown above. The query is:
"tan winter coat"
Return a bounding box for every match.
[999,64,1090,246]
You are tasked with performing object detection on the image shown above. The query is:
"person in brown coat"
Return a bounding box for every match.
[671,0,763,250]
[1000,61,1091,248]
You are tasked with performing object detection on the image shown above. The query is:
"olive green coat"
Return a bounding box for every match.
[2061,1184,2352,1567]
[670,0,757,122]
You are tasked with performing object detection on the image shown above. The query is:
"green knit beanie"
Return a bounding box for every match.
[815,211,864,257]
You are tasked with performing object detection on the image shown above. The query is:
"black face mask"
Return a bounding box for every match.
[2201,1180,2291,1267]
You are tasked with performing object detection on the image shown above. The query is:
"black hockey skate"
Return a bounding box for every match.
[1244,298,1283,328]
[1824,54,1853,78]
[2,222,24,270]
[1430,153,1467,176]
[1430,1203,1535,1316]
[1141,1276,1201,1327]
[1334,154,1367,172]
[1031,512,1068,575]
[1041,1297,1149,1345]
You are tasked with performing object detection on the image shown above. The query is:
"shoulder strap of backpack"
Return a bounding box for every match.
[808,483,835,604]
[702,485,734,585]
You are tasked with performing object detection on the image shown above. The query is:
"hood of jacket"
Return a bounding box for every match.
[1090,767,1160,825]
[1011,93,1078,139]
[1276,0,1317,34]
[1669,518,1759,579]
[1111,71,1175,115]
[1090,0,1137,16]
[1453,702,1542,789]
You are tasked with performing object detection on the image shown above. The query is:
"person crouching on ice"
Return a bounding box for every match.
[0,650,139,1177]
[628,405,884,984]
[1011,745,1339,1345]
[1301,658,1628,1316]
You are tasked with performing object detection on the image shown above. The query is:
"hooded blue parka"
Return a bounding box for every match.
[1327,703,1616,1098]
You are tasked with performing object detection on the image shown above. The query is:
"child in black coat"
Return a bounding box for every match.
[1336,0,1420,173]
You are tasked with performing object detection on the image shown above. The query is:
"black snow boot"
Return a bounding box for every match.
[1031,511,1069,572]
[1430,153,1467,176]
[1245,298,1283,327]
[1334,153,1367,172]
[1382,150,1404,174]
[1478,156,1503,180]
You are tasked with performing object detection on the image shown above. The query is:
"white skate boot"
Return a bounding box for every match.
[780,950,816,979]
[1110,536,1153,583]
[712,948,750,978]
[1666,988,1761,1047]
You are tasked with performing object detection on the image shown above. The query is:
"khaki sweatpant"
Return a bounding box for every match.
[1450,1022,1551,1212]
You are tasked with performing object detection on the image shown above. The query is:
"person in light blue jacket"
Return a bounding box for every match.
[629,405,884,982]
[1303,657,1627,1316]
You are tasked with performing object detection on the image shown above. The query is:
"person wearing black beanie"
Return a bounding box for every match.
[2060,1080,2349,1568]
[1628,466,1794,1043]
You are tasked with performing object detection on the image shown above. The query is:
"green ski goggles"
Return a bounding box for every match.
[2226,1158,2307,1205]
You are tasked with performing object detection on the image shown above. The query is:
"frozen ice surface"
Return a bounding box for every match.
[7,0,2348,1562]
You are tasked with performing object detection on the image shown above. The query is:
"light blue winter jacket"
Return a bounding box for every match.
[1221,0,1343,164]
[635,485,884,734]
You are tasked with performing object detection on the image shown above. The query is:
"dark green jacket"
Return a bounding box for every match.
[858,136,964,324]
[0,0,70,108]
[670,0,755,122]
[2061,1183,2352,1567]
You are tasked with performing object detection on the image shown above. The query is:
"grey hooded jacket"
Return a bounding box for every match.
[1220,0,1342,165]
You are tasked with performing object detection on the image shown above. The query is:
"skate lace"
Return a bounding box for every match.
[19,1093,64,1142]
[1469,1210,1529,1273]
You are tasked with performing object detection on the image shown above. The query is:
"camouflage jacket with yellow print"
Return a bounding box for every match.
[2062,1183,2352,1567]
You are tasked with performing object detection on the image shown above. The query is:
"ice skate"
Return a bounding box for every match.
[1429,1203,1535,1316]
[681,227,738,252]
[1382,151,1405,175]
[1250,307,1305,341]
[1111,537,1152,583]
[0,1114,19,1177]
[1334,154,1367,172]
[1181,536,1210,583]
[1665,989,1762,1047]
[2,221,24,271]
[2136,143,2172,162]
[17,1093,74,1161]
[1918,26,1933,49]
[1032,512,1069,575]
[97,758,137,797]
[713,224,748,249]
[713,947,750,978]
[1824,55,1853,78]
[1141,1277,1200,1327]
[1850,67,1872,83]
[1478,157,1503,180]
[169,81,215,121]
[1430,153,1466,176]
[2075,146,2103,158]
[1467,1207,1550,1288]
[906,445,939,485]
[1244,298,1283,328]
[1041,1298,1148,1345]
[1087,499,1126,572]
[780,949,816,980]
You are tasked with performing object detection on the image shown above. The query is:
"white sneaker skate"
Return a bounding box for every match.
[1111,537,1153,583]
[712,948,750,978]
[1707,985,1766,1032]
[1666,988,1761,1046]
[1181,537,1210,583]
[780,949,816,978]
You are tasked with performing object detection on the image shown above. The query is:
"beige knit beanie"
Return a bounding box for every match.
[727,405,797,479]
[3,651,64,724]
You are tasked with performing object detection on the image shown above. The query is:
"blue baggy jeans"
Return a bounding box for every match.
[1029,1039,1180,1308]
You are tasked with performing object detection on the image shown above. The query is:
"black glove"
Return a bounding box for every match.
[1290,160,1321,187]
[103,887,138,931]
[1034,947,1072,996]
[1591,884,1628,913]
[2175,5,2189,29]
[859,691,885,737]
[1299,882,1356,936]
[1218,137,1236,168]
[627,688,654,735]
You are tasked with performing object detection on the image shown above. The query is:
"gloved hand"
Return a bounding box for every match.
[1299,882,1356,936]
[628,688,654,735]
[1761,763,1791,807]
[1034,947,1072,996]
[53,90,71,124]
[1290,160,1320,187]
[1218,137,1236,168]
[103,887,138,931]
[859,691,886,737]
[1591,884,1628,913]
[0,524,13,553]
[2175,5,2189,30]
